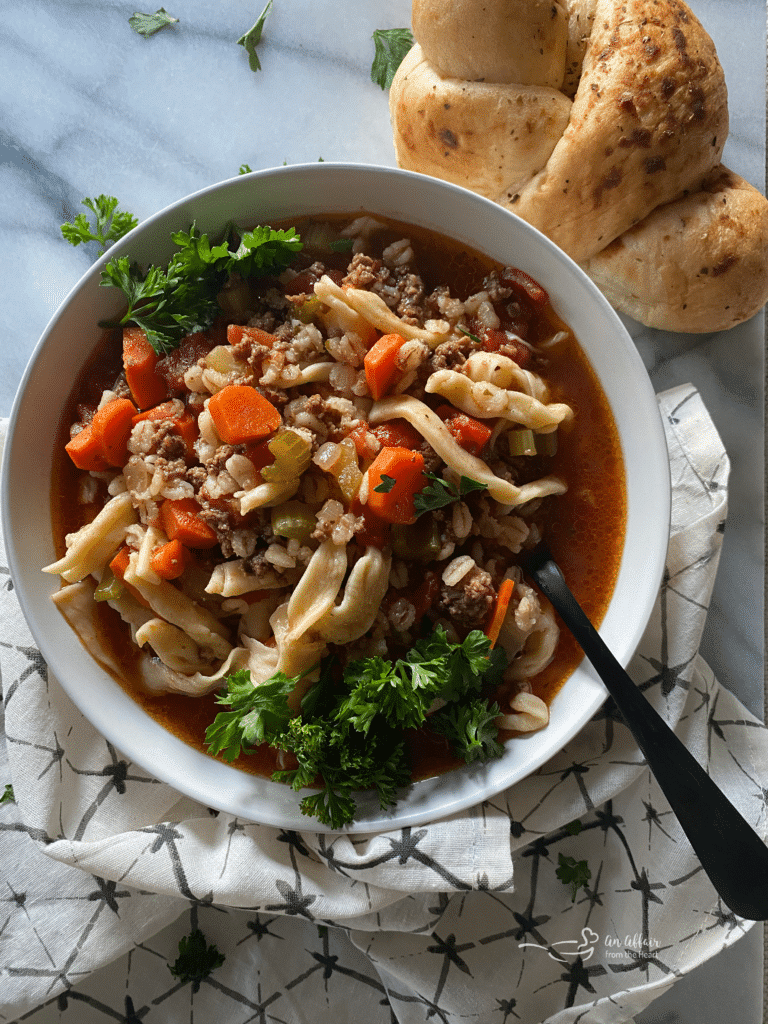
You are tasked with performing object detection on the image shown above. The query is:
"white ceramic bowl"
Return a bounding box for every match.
[2,163,670,831]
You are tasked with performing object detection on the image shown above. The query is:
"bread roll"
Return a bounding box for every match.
[390,0,768,332]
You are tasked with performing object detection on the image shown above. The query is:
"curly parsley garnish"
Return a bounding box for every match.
[556,853,592,902]
[205,627,507,829]
[99,222,302,355]
[413,473,488,516]
[0,784,15,805]
[238,0,273,72]
[168,929,225,991]
[371,28,414,89]
[129,9,178,37]
[61,195,138,256]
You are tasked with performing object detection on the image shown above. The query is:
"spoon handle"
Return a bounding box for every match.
[528,553,768,921]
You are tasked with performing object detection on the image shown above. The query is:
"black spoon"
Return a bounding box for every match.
[524,545,768,921]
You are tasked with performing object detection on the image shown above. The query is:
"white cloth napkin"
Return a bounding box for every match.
[1,383,766,1024]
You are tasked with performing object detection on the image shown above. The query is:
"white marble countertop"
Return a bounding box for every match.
[0,1,764,1021]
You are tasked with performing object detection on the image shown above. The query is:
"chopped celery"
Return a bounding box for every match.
[261,429,312,483]
[271,500,317,542]
[294,295,322,325]
[94,566,124,603]
[391,518,442,562]
[507,429,536,456]
[535,430,558,457]
[333,437,363,503]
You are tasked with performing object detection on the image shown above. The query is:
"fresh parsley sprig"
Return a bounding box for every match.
[556,853,592,902]
[61,195,138,255]
[371,28,414,89]
[99,221,302,355]
[413,473,487,516]
[168,929,225,991]
[205,627,507,828]
[238,0,273,72]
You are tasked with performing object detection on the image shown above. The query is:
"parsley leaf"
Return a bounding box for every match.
[371,28,413,89]
[168,929,225,991]
[99,222,302,355]
[238,0,273,72]
[413,473,487,516]
[0,784,14,805]
[430,698,504,762]
[239,163,253,175]
[205,626,507,829]
[204,669,296,761]
[373,474,396,494]
[61,195,138,256]
[556,852,592,901]
[129,9,178,37]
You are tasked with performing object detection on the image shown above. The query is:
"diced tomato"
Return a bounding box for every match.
[435,405,493,455]
[156,332,216,392]
[372,419,423,450]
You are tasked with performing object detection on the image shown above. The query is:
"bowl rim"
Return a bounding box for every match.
[1,161,671,832]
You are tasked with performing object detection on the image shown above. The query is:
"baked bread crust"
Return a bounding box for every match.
[390,0,767,332]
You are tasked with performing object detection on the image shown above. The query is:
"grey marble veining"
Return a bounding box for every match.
[0,1,764,1021]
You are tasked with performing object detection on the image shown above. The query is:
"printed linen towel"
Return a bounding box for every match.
[1,383,766,1024]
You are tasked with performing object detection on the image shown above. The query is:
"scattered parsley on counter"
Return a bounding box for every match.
[205,627,507,829]
[99,222,302,355]
[238,0,273,72]
[556,853,592,902]
[371,28,413,89]
[239,163,253,174]
[61,195,138,256]
[413,473,488,516]
[0,784,15,805]
[129,8,179,37]
[168,929,225,991]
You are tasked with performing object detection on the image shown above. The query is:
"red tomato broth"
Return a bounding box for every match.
[49,212,626,786]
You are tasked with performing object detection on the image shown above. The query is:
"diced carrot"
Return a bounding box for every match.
[65,424,109,471]
[159,498,219,549]
[90,397,138,467]
[132,402,199,460]
[366,446,425,525]
[349,495,391,549]
[485,578,516,648]
[226,324,280,348]
[149,538,191,581]
[500,267,549,311]
[364,333,407,400]
[435,404,493,455]
[109,546,151,608]
[122,327,169,410]
[207,384,281,445]
[372,419,423,450]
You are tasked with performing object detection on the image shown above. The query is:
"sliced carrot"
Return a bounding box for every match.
[227,324,280,348]
[90,397,138,467]
[159,498,219,549]
[207,384,281,445]
[149,538,191,581]
[109,546,151,608]
[132,402,199,460]
[366,446,425,525]
[122,326,169,410]
[435,404,493,455]
[364,333,407,400]
[65,424,109,471]
[349,495,390,549]
[372,418,423,450]
[485,578,516,648]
